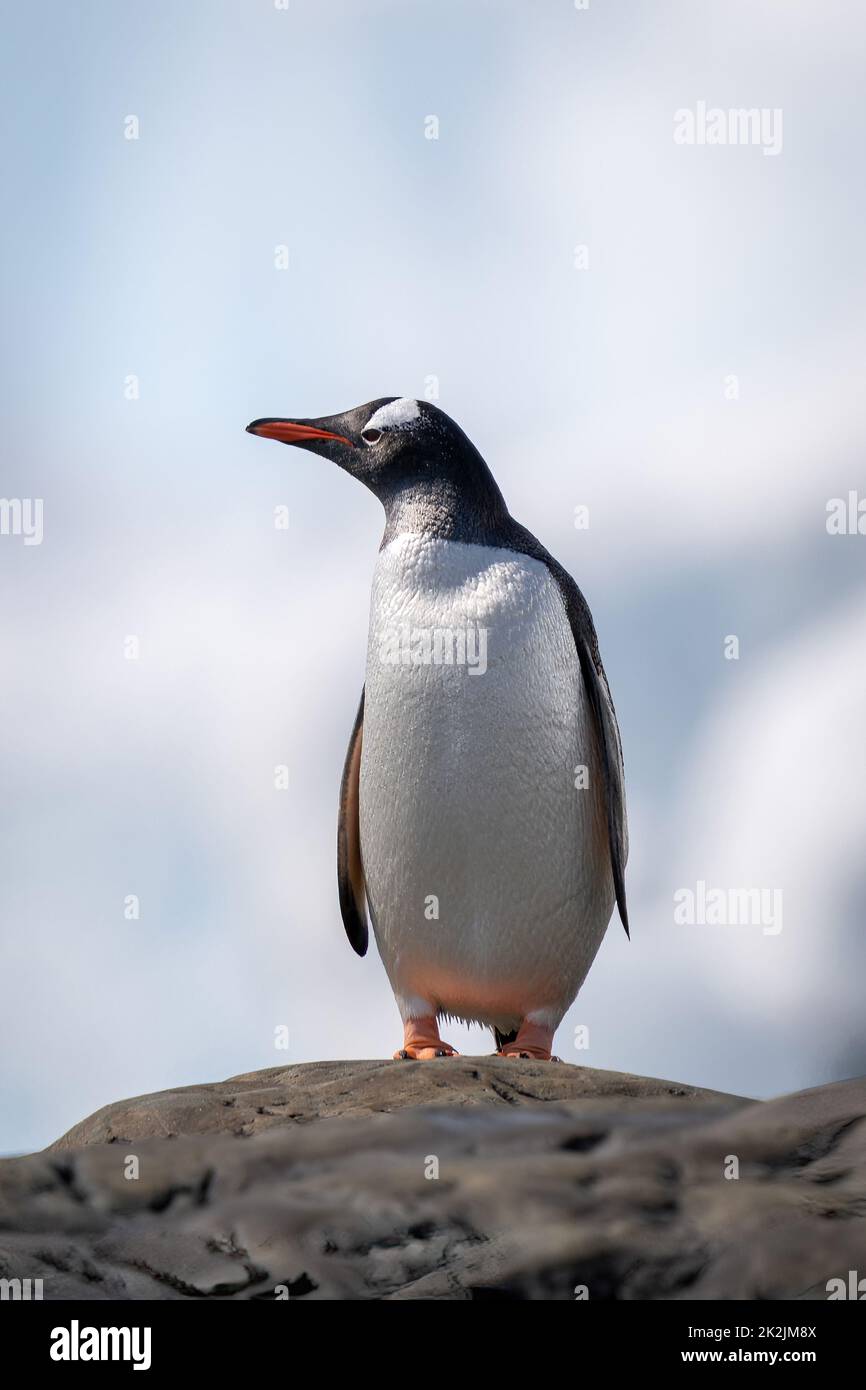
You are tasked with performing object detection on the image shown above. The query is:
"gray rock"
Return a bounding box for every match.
[48,1057,744,1148]
[0,1060,863,1300]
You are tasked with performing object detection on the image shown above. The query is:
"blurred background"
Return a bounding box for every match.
[2,0,865,1154]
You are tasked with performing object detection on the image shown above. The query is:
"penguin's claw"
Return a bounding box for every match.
[392,1043,459,1060]
[497,1047,555,1061]
[494,1020,557,1062]
[393,1017,459,1060]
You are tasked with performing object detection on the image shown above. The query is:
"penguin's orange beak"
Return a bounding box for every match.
[246,419,356,448]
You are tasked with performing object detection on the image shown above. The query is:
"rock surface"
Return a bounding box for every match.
[48,1057,743,1148]
[1,1059,864,1300]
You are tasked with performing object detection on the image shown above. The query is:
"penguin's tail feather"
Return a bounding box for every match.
[493,1027,518,1053]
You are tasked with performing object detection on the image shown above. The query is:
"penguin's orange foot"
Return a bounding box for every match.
[393,1016,459,1061]
[498,1047,560,1061]
[394,1043,459,1059]
[496,1020,556,1062]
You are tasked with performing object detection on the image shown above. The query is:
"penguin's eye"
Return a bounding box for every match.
[361,428,382,445]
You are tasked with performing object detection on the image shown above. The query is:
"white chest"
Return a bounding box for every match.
[358,533,613,1027]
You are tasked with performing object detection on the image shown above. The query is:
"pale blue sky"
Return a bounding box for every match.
[2,0,866,1152]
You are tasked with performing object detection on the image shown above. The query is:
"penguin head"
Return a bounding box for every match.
[247,398,506,518]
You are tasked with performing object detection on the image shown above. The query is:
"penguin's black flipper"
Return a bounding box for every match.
[505,524,630,939]
[550,562,629,937]
[337,689,368,955]
[571,616,630,939]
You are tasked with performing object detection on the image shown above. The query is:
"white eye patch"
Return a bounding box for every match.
[365,397,421,432]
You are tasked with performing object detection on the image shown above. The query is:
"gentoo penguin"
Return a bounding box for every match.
[247,398,628,1061]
